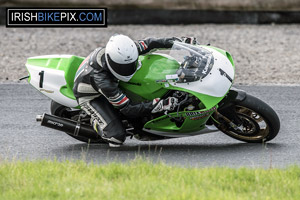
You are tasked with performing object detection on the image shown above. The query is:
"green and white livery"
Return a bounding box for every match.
[26,55,84,107]
[26,42,280,144]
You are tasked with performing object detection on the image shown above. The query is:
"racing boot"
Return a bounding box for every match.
[91,118,125,147]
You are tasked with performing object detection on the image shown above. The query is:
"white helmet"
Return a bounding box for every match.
[105,34,139,82]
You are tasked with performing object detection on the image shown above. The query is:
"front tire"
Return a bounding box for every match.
[50,100,105,144]
[213,94,280,143]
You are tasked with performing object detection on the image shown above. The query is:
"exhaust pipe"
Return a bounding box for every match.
[36,113,100,140]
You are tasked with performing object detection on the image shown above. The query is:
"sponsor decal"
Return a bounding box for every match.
[218,68,233,82]
[47,120,63,127]
[6,8,107,28]
[39,88,54,93]
[186,106,217,120]
[190,115,209,120]
[156,80,167,83]
[124,56,133,62]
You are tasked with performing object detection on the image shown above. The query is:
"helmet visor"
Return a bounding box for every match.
[107,54,137,76]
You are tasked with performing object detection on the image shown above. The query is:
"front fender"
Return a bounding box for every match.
[218,87,247,110]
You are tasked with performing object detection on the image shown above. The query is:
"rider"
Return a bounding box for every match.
[73,34,197,146]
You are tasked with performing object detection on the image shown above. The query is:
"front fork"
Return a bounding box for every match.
[210,87,247,131]
[213,110,244,132]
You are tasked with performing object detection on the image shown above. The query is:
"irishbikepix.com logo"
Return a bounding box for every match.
[6,8,107,27]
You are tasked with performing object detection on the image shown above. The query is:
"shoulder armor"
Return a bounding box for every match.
[88,47,105,69]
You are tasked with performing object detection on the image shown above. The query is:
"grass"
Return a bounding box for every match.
[1,159,300,200]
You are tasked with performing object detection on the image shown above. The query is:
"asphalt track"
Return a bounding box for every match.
[0,83,299,168]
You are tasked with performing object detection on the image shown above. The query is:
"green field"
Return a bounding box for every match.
[1,159,300,200]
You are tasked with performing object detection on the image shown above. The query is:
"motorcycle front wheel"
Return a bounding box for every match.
[213,94,280,143]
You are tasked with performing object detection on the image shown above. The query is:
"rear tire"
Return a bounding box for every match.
[213,94,280,143]
[50,100,106,144]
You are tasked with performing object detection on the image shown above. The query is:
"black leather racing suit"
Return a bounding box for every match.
[73,37,175,143]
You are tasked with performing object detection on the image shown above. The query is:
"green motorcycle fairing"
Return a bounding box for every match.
[26,44,234,135]
[119,50,232,134]
[26,55,84,100]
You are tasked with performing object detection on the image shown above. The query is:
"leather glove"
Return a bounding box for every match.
[151,97,178,113]
[165,37,183,47]
[181,37,198,45]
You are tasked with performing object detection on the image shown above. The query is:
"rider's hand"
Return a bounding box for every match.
[165,37,182,47]
[181,37,198,45]
[151,97,178,113]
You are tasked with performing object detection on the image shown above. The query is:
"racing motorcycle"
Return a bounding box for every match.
[23,42,280,144]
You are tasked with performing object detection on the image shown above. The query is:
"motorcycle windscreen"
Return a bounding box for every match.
[169,43,234,98]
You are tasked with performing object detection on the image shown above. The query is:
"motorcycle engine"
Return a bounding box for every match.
[172,91,201,112]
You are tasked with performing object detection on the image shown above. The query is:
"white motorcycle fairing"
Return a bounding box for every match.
[167,43,235,98]
[26,55,79,108]
[169,47,234,98]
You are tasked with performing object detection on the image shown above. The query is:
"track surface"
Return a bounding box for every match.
[0,84,298,168]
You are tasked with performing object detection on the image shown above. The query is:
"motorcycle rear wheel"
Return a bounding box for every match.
[50,100,106,144]
[213,94,280,143]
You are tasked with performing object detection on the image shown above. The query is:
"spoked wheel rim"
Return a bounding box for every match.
[216,106,270,142]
